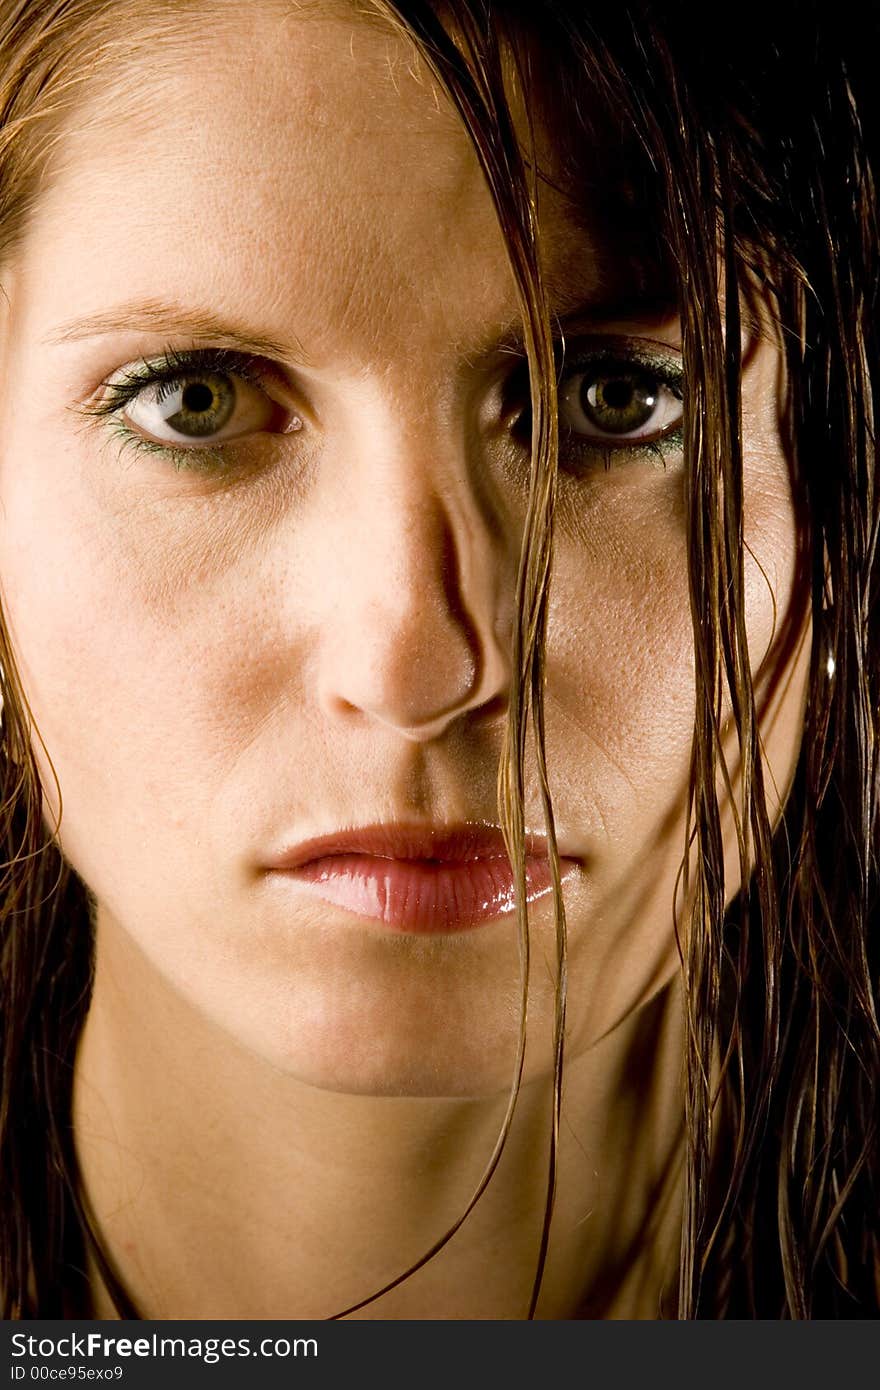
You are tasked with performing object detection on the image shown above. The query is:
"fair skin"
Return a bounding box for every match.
[0,3,809,1317]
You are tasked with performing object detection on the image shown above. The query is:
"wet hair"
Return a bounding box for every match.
[0,0,877,1318]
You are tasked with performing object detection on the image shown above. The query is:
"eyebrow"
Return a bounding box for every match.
[45,290,678,364]
[45,298,307,363]
[489,292,679,358]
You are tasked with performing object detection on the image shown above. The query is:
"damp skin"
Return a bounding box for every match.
[0,3,805,1094]
[0,2,810,1318]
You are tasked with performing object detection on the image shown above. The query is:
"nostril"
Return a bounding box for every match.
[315,484,512,739]
[318,595,506,737]
[474,691,508,723]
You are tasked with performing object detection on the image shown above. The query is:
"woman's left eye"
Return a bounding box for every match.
[558,358,683,445]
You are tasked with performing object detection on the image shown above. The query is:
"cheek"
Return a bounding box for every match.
[546,445,803,840]
[540,449,805,1048]
[0,441,294,894]
[533,468,695,1043]
[547,468,694,848]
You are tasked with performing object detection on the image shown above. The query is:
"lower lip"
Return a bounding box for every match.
[273,854,570,934]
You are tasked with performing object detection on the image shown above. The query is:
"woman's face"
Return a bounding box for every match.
[0,2,809,1095]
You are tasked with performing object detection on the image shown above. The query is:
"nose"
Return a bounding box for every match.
[314,426,512,743]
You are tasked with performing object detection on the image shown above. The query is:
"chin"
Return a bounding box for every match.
[261,996,529,1100]
[101,894,563,1099]
[192,903,546,1098]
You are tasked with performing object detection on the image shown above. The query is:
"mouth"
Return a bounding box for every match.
[262,823,579,934]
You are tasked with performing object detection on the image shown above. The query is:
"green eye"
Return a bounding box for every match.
[505,340,684,467]
[559,362,682,444]
[582,371,660,433]
[132,371,238,440]
[123,368,284,446]
[86,347,305,470]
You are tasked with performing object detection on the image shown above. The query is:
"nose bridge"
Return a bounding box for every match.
[318,408,511,739]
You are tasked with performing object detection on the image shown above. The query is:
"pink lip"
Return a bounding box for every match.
[263,824,577,935]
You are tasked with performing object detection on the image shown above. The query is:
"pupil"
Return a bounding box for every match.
[602,378,637,411]
[583,371,659,433]
[164,370,235,437]
[182,381,215,414]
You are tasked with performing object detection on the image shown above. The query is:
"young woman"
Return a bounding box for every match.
[0,0,876,1319]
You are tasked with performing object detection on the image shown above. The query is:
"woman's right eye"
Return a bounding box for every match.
[86,348,303,466]
[123,369,292,446]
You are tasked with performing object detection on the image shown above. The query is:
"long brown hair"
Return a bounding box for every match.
[0,0,877,1318]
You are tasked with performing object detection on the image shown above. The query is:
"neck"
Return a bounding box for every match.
[74,922,685,1320]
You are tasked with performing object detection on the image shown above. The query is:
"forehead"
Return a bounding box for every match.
[4,0,675,373]
[5,1,622,368]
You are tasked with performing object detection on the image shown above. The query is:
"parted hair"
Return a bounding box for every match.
[0,0,877,1318]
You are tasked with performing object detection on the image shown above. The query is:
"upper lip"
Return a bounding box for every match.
[265,822,565,871]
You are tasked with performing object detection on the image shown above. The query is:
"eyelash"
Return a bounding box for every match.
[509,341,685,471]
[84,346,274,473]
[84,340,686,476]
